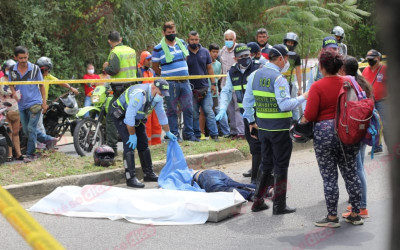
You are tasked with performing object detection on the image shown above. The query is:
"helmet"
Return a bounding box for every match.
[60,94,79,115]
[36,56,53,70]
[283,32,299,47]
[94,145,115,167]
[2,59,16,75]
[331,26,345,42]
[289,117,314,143]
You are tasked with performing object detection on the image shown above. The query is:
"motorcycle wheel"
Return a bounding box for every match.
[0,145,7,164]
[73,118,105,157]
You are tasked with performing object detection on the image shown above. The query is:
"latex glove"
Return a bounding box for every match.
[126,134,137,149]
[166,131,177,141]
[215,109,227,121]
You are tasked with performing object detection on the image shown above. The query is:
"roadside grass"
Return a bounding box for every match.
[0,138,249,186]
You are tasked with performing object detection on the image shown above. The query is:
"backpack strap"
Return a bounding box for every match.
[347,75,366,100]
[371,65,383,86]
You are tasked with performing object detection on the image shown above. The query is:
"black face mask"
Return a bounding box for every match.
[238,57,251,68]
[189,43,199,49]
[367,59,377,67]
[165,33,176,42]
[286,45,295,51]
[257,42,267,48]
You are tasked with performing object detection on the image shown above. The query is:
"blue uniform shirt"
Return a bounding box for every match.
[124,84,168,126]
[242,63,306,123]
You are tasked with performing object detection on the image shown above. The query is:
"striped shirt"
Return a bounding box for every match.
[152,39,189,77]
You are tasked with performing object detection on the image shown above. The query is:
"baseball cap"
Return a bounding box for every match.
[322,36,338,49]
[246,42,261,54]
[366,49,381,59]
[269,44,295,58]
[234,43,251,57]
[154,79,170,97]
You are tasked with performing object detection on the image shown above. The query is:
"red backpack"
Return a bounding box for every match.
[335,76,374,145]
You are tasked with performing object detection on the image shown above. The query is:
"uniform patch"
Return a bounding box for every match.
[279,86,286,90]
[280,90,286,98]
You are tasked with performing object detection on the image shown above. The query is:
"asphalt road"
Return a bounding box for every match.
[0,146,392,250]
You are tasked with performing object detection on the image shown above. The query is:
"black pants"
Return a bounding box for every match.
[258,129,292,175]
[243,118,262,156]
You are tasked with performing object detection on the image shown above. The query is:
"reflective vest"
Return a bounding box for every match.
[251,65,292,131]
[108,45,137,79]
[116,84,155,122]
[228,61,260,108]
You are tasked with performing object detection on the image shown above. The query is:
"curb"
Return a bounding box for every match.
[5,141,313,202]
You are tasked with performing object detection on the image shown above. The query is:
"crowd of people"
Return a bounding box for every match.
[0,20,387,228]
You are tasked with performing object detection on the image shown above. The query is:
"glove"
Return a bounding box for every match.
[126,134,137,149]
[215,109,227,121]
[166,131,177,141]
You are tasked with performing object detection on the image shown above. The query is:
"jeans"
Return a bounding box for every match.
[165,80,194,139]
[36,112,46,134]
[83,96,92,118]
[197,170,256,201]
[214,97,230,136]
[193,91,218,137]
[356,143,367,208]
[374,100,387,151]
[20,108,52,156]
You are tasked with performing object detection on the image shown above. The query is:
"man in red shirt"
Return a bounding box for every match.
[82,63,102,117]
[362,49,387,154]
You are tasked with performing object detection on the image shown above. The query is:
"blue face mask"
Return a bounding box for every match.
[153,94,163,103]
[225,40,234,49]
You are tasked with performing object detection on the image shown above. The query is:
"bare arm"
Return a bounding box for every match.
[39,84,48,113]
[295,65,302,95]
[207,63,216,95]
[152,62,161,76]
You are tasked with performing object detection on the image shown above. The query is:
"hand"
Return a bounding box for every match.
[215,109,226,121]
[249,123,259,140]
[297,88,302,96]
[166,131,177,141]
[41,103,48,114]
[126,134,137,149]
[211,85,217,96]
[70,87,79,95]
[103,62,109,69]
[302,91,309,100]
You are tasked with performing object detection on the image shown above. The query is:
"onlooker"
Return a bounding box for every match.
[103,31,138,154]
[331,26,347,55]
[83,63,101,117]
[152,21,198,142]
[0,59,23,162]
[186,31,219,141]
[362,49,387,155]
[283,32,302,121]
[138,51,162,145]
[255,28,273,59]
[246,42,268,65]
[9,46,57,162]
[340,56,373,219]
[303,50,363,227]
[219,29,245,139]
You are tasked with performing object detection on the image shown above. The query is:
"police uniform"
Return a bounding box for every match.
[243,44,306,214]
[109,83,169,188]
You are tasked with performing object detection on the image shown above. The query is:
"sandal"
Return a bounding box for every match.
[7,156,13,162]
[15,155,24,161]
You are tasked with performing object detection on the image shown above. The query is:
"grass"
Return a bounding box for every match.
[0,138,249,186]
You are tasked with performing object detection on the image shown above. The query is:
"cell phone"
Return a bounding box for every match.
[250,127,258,137]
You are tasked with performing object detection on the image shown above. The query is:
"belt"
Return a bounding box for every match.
[171,79,187,83]
[191,170,203,186]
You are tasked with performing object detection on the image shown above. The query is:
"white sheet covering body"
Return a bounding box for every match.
[28,185,245,225]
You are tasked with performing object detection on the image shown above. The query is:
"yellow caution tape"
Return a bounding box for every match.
[0,74,228,86]
[0,186,65,249]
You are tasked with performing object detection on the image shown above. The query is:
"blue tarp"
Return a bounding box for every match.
[158,141,205,192]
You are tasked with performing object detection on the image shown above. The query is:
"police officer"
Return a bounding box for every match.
[331,26,347,55]
[109,79,177,188]
[242,44,308,214]
[215,44,262,184]
[103,31,138,155]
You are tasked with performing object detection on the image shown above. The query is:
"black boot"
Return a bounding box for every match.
[251,154,261,184]
[243,169,251,177]
[251,168,273,212]
[138,148,158,182]
[273,170,296,215]
[124,151,145,188]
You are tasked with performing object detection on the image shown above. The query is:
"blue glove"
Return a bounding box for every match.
[126,134,137,149]
[215,109,227,121]
[166,131,177,141]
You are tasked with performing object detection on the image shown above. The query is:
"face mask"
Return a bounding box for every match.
[153,94,163,103]
[368,59,377,67]
[286,45,294,51]
[225,41,234,49]
[238,57,251,68]
[257,42,267,47]
[88,69,94,74]
[165,34,176,42]
[5,71,9,76]
[281,58,290,73]
[189,43,199,49]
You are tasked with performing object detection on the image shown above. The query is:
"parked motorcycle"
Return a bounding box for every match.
[0,102,14,164]
[73,85,113,156]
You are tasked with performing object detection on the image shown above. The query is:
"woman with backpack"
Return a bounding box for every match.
[339,56,373,219]
[301,50,363,227]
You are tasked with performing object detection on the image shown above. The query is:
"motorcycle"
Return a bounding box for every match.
[0,102,14,164]
[43,92,79,140]
[73,85,113,156]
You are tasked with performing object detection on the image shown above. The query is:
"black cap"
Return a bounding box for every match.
[269,44,295,58]
[246,42,261,54]
[234,43,251,57]
[154,79,170,96]
[366,49,381,59]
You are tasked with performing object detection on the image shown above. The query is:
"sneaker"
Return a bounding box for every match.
[345,214,364,225]
[45,137,58,150]
[200,134,207,140]
[368,147,383,155]
[222,134,230,139]
[36,142,46,149]
[343,209,369,218]
[23,154,38,163]
[236,134,245,140]
[314,216,341,228]
[346,205,352,212]
[185,136,200,142]
[211,135,219,142]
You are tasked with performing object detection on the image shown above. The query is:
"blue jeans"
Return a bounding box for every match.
[356,143,367,208]
[193,91,218,137]
[165,80,194,139]
[197,170,256,201]
[83,96,92,118]
[214,97,230,136]
[374,100,387,151]
[20,108,52,156]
